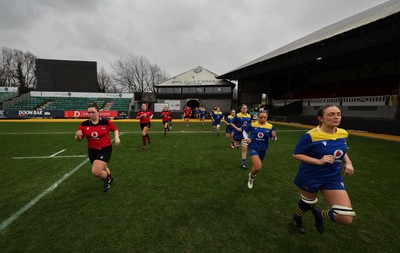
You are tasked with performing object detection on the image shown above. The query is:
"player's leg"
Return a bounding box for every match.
[163,121,168,136]
[318,189,355,225]
[240,139,248,169]
[92,160,112,192]
[293,190,318,234]
[141,125,147,148]
[247,151,262,189]
[144,126,150,144]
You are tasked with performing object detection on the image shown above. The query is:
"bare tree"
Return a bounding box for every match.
[0,47,15,86]
[0,47,36,92]
[110,54,168,100]
[97,67,114,92]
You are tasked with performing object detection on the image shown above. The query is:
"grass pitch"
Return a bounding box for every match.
[0,121,399,252]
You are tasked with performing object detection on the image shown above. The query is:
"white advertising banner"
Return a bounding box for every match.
[164,100,181,111]
[154,103,168,112]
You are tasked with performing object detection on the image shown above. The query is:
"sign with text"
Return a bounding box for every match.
[64,110,118,118]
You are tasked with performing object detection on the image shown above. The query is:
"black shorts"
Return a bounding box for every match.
[140,122,151,130]
[88,145,112,164]
[162,120,169,125]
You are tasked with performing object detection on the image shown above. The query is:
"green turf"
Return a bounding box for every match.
[0,121,399,252]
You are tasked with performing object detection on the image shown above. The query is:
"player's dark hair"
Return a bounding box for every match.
[239,104,247,111]
[88,102,99,111]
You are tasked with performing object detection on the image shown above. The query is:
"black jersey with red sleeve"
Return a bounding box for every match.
[161,110,172,121]
[137,111,153,124]
[78,118,117,149]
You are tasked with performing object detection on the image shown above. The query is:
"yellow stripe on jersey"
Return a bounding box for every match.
[307,127,348,142]
[236,113,251,118]
[214,111,223,115]
[252,122,273,129]
[227,115,234,119]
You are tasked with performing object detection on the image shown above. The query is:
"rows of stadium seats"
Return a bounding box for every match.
[7,96,132,111]
[0,91,19,103]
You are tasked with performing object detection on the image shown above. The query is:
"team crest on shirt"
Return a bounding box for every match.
[101,126,106,130]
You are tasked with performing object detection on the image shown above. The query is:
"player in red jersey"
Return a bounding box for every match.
[160,105,172,136]
[182,106,192,126]
[75,102,121,192]
[136,103,153,149]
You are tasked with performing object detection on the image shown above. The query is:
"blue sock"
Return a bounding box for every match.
[241,159,246,165]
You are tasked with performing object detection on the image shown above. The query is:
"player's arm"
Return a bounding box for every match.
[271,130,277,141]
[293,153,334,165]
[231,121,242,132]
[342,153,354,176]
[75,130,83,141]
[113,129,121,145]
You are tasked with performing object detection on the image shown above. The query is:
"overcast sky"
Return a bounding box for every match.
[0,0,389,77]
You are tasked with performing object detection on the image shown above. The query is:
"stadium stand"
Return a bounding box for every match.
[0,88,19,105]
[5,96,132,111]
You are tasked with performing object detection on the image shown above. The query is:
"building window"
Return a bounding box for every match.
[158,88,166,93]
[196,87,204,93]
[205,87,214,93]
[173,87,182,93]
[165,88,174,94]
[182,87,190,94]
[222,87,231,93]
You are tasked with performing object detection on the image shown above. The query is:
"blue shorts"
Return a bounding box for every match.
[225,126,234,134]
[248,148,267,161]
[212,121,221,126]
[294,173,346,193]
[233,131,244,141]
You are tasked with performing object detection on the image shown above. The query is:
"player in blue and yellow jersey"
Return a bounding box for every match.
[198,106,206,125]
[223,109,236,148]
[292,105,356,234]
[243,110,277,189]
[231,104,252,169]
[211,107,224,135]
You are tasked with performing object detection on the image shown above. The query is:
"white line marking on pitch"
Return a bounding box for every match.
[0,135,121,232]
[0,158,89,232]
[49,149,66,157]
[12,155,86,159]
